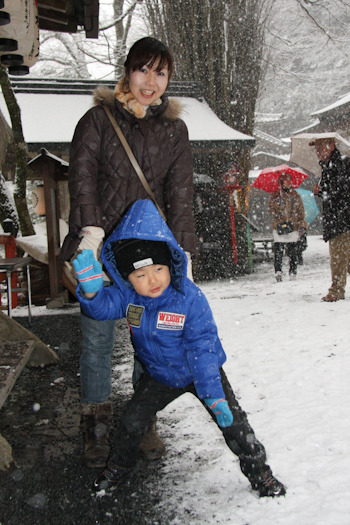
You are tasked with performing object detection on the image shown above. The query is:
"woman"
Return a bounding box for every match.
[268,173,307,281]
[61,37,197,468]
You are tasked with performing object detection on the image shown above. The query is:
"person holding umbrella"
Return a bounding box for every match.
[311,137,350,302]
[268,172,307,281]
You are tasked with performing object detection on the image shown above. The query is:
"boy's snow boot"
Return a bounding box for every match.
[250,473,286,497]
[239,453,286,498]
[81,401,112,468]
[139,416,166,461]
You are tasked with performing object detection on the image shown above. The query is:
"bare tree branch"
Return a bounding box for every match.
[99,0,141,31]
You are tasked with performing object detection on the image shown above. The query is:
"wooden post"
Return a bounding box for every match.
[27,149,69,306]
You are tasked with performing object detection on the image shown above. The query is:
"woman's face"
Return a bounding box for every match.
[128,60,169,106]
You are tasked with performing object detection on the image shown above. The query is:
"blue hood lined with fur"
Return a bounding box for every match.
[101,200,187,293]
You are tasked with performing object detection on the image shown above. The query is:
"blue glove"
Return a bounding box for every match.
[204,398,233,428]
[299,227,307,236]
[73,249,103,294]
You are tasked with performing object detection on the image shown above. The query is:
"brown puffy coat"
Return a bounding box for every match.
[268,189,307,232]
[61,87,197,261]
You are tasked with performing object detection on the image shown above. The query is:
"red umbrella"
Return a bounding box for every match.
[251,164,309,194]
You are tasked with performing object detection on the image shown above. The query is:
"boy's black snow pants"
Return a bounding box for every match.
[108,368,273,485]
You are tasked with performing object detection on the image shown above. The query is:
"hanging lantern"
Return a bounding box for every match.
[31,184,46,216]
[0,10,10,26]
[9,0,39,75]
[0,0,39,75]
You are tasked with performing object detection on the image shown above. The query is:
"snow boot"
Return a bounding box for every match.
[81,401,112,468]
[239,453,286,498]
[139,416,166,461]
[250,473,286,497]
[322,293,344,302]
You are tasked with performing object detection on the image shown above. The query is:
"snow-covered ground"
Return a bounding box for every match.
[150,235,350,524]
[14,235,349,524]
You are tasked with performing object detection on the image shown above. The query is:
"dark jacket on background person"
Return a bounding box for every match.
[318,148,350,242]
[268,188,306,232]
[77,200,226,400]
[60,87,197,261]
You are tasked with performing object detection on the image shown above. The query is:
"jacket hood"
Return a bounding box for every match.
[93,86,183,121]
[101,200,188,293]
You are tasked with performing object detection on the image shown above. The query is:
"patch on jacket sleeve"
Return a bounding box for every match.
[127,304,145,327]
[157,311,186,330]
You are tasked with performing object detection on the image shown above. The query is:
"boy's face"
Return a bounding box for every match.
[128,264,171,298]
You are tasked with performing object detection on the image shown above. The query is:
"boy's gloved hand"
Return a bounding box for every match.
[72,249,103,294]
[204,398,233,428]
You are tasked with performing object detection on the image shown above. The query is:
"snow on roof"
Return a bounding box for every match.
[0,91,254,144]
[251,151,290,162]
[255,112,287,123]
[248,169,261,179]
[310,91,350,116]
[254,129,287,147]
[179,97,253,142]
[292,119,321,135]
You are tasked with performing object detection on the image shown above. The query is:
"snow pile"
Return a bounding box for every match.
[150,236,350,524]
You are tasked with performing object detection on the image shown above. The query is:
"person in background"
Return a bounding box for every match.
[268,173,307,282]
[73,199,286,498]
[311,137,350,302]
[60,37,197,468]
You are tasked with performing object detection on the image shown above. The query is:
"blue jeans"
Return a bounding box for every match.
[80,312,116,404]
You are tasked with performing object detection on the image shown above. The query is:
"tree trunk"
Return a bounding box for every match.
[144,0,272,137]
[0,66,35,236]
[0,172,19,233]
[144,0,274,275]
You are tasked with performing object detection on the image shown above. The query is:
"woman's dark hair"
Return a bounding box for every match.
[124,37,174,81]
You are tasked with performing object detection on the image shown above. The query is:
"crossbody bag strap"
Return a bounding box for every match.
[103,105,167,222]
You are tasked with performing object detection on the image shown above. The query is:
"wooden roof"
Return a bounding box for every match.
[37,0,99,38]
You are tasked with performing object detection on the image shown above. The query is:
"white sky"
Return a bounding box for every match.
[15,235,350,524]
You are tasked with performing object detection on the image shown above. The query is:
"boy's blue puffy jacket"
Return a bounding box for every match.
[77,200,226,399]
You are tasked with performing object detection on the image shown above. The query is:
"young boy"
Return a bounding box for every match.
[73,200,286,498]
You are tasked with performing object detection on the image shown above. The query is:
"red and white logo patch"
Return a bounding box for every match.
[157,311,186,330]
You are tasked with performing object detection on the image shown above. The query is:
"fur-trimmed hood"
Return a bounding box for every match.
[93,85,183,121]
